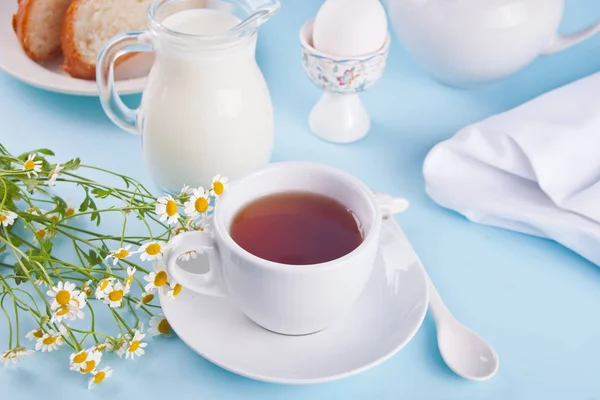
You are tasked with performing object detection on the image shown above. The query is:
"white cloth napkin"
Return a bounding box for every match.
[423,73,600,266]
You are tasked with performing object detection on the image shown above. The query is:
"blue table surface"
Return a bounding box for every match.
[2,0,600,398]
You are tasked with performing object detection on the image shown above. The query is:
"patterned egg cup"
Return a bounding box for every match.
[300,19,390,143]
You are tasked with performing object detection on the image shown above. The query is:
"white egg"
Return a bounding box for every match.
[312,0,388,57]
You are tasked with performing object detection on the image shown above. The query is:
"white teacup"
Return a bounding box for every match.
[166,162,384,335]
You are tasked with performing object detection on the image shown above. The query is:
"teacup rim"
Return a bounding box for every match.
[213,162,382,272]
[299,19,391,62]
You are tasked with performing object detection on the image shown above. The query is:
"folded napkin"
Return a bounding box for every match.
[423,73,600,266]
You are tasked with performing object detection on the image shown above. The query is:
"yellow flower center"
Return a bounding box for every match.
[125,276,133,287]
[213,181,224,195]
[93,371,106,384]
[50,215,59,222]
[108,290,124,302]
[95,343,107,352]
[56,306,71,316]
[0,215,6,222]
[158,319,172,334]
[80,360,96,374]
[153,271,167,287]
[174,227,185,235]
[24,160,35,170]
[114,248,129,259]
[73,351,88,364]
[43,336,57,345]
[33,329,44,338]
[142,293,154,304]
[146,243,161,256]
[128,340,140,352]
[99,279,110,291]
[84,288,93,296]
[166,200,177,216]
[172,284,182,297]
[66,208,75,217]
[36,229,46,239]
[55,290,71,306]
[194,197,209,213]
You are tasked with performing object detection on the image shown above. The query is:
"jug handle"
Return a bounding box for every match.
[542,19,600,55]
[96,31,153,135]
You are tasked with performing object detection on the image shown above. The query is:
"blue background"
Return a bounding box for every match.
[2,0,600,398]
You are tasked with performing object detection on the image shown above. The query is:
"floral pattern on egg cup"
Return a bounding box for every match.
[299,19,390,143]
[301,49,389,94]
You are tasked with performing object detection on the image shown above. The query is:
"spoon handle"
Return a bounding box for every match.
[426,277,452,326]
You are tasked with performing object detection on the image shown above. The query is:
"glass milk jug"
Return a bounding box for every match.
[98,0,279,193]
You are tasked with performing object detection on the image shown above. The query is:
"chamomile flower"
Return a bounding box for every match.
[21,153,42,178]
[64,200,77,218]
[210,174,229,198]
[88,366,113,389]
[184,187,213,218]
[104,281,128,308]
[180,184,193,195]
[51,292,87,323]
[0,210,17,227]
[125,330,147,360]
[196,216,210,232]
[124,266,136,290]
[166,280,182,299]
[1,347,33,366]
[34,278,49,287]
[25,328,44,341]
[114,335,128,358]
[35,327,66,352]
[138,241,167,262]
[70,350,102,374]
[155,195,180,225]
[32,226,48,241]
[47,281,79,310]
[92,341,109,353]
[135,292,155,309]
[178,251,198,262]
[106,245,132,266]
[95,277,115,300]
[148,313,172,336]
[81,280,93,296]
[1,349,17,366]
[47,164,62,188]
[143,266,169,293]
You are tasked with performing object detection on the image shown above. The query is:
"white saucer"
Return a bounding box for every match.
[0,1,151,96]
[159,221,429,384]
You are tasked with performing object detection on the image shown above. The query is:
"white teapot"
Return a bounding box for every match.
[387,0,600,87]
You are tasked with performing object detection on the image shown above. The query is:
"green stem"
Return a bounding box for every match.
[0,293,13,349]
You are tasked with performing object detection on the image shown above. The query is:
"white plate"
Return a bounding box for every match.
[0,1,152,96]
[159,220,429,384]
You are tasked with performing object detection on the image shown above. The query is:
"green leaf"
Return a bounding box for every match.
[10,236,23,248]
[91,188,111,199]
[0,178,21,208]
[33,149,55,156]
[17,178,40,193]
[51,196,68,217]
[62,158,81,172]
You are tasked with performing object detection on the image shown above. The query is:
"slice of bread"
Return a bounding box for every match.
[12,0,72,62]
[61,0,151,80]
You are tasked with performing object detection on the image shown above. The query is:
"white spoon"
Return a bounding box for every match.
[374,192,499,381]
[427,278,499,380]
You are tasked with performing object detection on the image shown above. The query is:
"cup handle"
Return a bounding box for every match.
[373,192,410,218]
[542,19,600,55]
[165,231,228,298]
[96,31,153,135]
